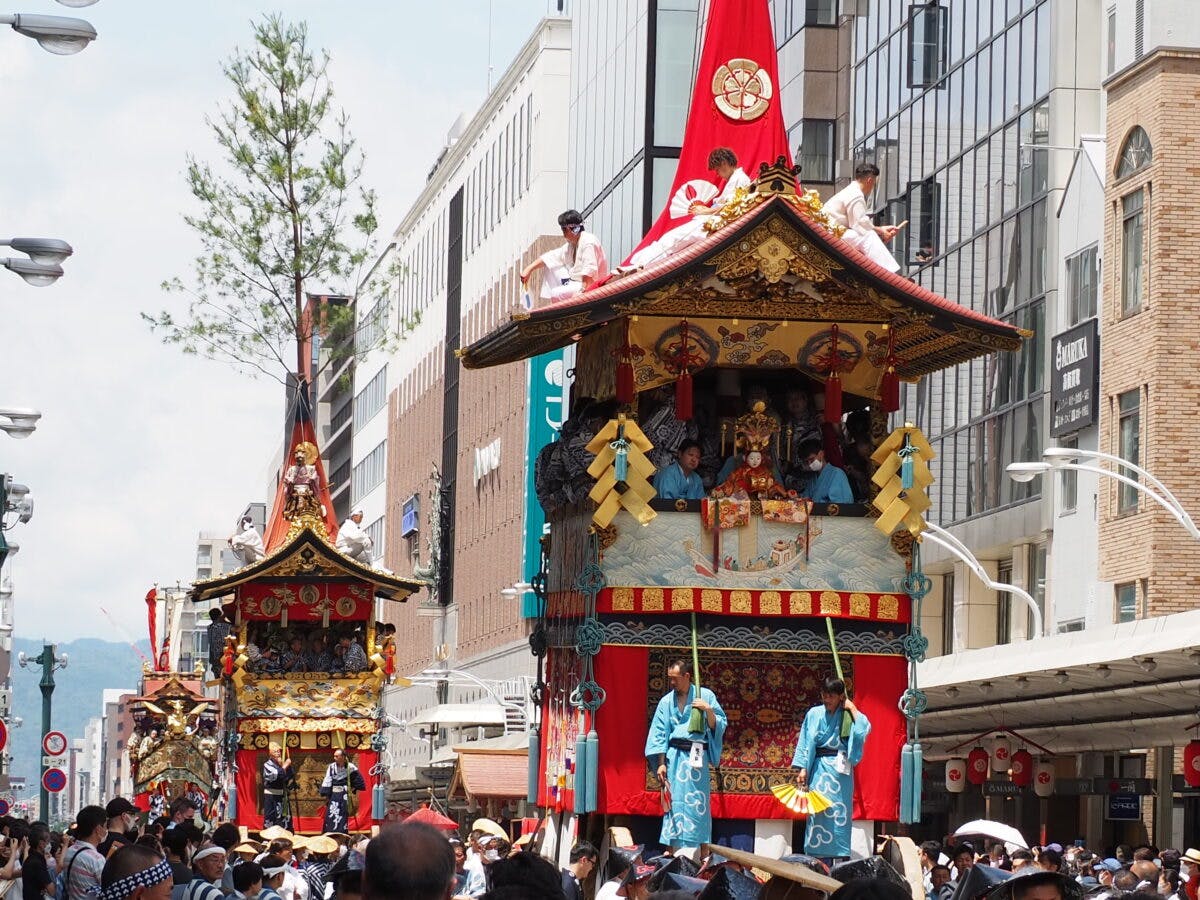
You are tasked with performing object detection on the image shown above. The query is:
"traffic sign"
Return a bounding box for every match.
[42,768,66,794]
[0,720,7,753]
[0,800,10,816]
[42,732,67,756]
[42,756,67,768]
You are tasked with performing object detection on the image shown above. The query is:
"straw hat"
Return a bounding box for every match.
[699,844,841,893]
[258,826,294,842]
[231,842,263,856]
[306,836,339,855]
[471,818,507,840]
[289,835,309,851]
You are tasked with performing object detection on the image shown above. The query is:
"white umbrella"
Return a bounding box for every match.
[953,819,1029,852]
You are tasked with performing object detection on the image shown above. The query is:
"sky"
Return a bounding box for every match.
[0,1,558,642]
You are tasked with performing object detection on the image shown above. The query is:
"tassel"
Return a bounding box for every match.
[900,435,915,490]
[616,361,634,404]
[900,742,914,822]
[227,783,237,820]
[675,370,693,421]
[573,732,588,815]
[584,729,599,812]
[908,742,924,823]
[527,730,540,805]
[824,374,842,423]
[372,783,387,821]
[881,365,900,412]
[613,440,629,483]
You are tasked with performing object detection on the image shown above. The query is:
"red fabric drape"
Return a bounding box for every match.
[145,588,158,667]
[589,645,904,821]
[235,749,377,832]
[262,387,340,553]
[626,0,793,262]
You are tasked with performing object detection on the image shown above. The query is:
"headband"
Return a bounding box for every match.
[101,859,173,900]
[192,846,225,862]
[261,865,288,878]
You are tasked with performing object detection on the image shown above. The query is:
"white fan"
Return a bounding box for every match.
[669,179,720,218]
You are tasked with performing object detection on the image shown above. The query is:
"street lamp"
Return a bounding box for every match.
[1007,448,1200,540]
[0,408,41,439]
[500,581,532,599]
[920,520,1045,637]
[0,13,96,54]
[1,258,63,287]
[0,239,72,266]
[18,645,67,816]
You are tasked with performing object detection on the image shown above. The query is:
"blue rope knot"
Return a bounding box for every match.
[575,561,606,598]
[369,732,388,752]
[575,617,604,657]
[902,630,929,662]
[571,679,606,712]
[899,688,928,719]
[904,569,933,599]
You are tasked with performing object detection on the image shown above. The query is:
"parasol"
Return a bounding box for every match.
[770,783,832,815]
[404,806,459,830]
[953,819,1028,851]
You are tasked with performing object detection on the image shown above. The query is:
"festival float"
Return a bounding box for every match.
[457,0,1027,853]
[188,397,422,833]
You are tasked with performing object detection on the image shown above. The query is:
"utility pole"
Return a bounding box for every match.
[20,644,67,817]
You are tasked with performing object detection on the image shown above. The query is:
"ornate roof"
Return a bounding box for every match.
[188,523,423,603]
[459,164,1025,378]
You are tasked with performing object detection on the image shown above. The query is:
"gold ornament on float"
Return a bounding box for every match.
[712,58,773,121]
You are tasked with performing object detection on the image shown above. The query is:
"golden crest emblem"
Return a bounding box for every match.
[712,58,773,121]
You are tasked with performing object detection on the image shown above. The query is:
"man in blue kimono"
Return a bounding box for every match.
[795,439,854,504]
[792,677,871,861]
[653,440,706,501]
[644,658,727,853]
[261,744,295,829]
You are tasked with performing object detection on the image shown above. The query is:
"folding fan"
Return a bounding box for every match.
[669,179,720,218]
[771,783,833,815]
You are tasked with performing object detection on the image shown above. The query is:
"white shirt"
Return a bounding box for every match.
[711,167,751,210]
[822,181,875,237]
[595,879,623,900]
[336,517,372,554]
[542,232,609,284]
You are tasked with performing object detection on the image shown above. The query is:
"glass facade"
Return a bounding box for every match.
[852,0,1051,525]
[569,0,699,258]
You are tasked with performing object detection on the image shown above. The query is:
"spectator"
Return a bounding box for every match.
[1133,861,1161,890]
[952,846,976,883]
[1117,847,1135,866]
[163,801,196,832]
[1180,849,1200,900]
[160,829,190,900]
[485,853,565,899]
[830,878,914,900]
[930,865,953,900]
[98,844,173,900]
[1012,851,1036,874]
[180,846,226,900]
[1116,871,1143,892]
[561,843,597,900]
[256,855,288,900]
[99,800,141,857]
[63,806,108,900]
[231,862,263,900]
[362,824,454,900]
[989,844,1013,872]
[22,825,53,900]
[325,849,364,900]
[1160,868,1181,897]
[1094,859,1123,888]
[1040,850,1064,874]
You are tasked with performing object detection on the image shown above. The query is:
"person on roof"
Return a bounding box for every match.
[629,147,752,269]
[520,210,609,302]
[228,515,265,565]
[336,509,375,567]
[821,162,902,273]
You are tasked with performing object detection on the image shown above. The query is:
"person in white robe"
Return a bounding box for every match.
[821,161,902,273]
[336,508,374,566]
[520,209,609,302]
[629,147,753,269]
[228,516,265,564]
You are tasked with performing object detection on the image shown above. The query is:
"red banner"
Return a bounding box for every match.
[235,748,378,832]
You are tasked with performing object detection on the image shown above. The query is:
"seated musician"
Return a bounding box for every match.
[795,438,854,504]
[652,440,706,501]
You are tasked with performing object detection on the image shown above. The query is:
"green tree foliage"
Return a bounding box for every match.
[145,14,396,382]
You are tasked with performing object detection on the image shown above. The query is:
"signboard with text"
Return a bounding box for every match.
[1106,792,1141,820]
[1050,318,1099,437]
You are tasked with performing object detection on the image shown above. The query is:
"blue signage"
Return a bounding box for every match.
[1106,792,1141,821]
[522,351,566,617]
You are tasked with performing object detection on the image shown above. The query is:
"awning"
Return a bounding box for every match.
[449,747,529,802]
[408,703,508,729]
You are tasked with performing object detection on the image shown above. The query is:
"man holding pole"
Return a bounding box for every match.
[644,657,726,855]
[792,676,871,862]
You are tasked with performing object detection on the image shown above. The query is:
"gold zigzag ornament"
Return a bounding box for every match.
[869,423,936,537]
[586,414,657,528]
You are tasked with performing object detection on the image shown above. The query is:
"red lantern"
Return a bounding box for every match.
[1010,749,1033,787]
[1184,740,1200,787]
[946,758,967,793]
[967,746,989,785]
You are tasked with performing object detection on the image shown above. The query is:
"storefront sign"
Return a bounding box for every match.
[1106,792,1141,821]
[984,781,1024,796]
[521,350,566,616]
[1050,319,1099,437]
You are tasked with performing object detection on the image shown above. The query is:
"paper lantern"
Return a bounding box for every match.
[1185,740,1200,788]
[946,757,967,793]
[967,746,989,785]
[991,734,1012,772]
[1033,760,1055,798]
[1010,749,1034,787]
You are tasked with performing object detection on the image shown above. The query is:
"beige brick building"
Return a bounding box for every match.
[1100,48,1200,618]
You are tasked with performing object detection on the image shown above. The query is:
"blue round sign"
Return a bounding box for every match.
[0,800,10,816]
[42,768,66,794]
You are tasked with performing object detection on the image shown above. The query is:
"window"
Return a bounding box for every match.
[1059,436,1078,513]
[352,440,387,500]
[1107,8,1116,74]
[1117,390,1140,513]
[1027,544,1046,638]
[1066,245,1098,324]
[996,560,1013,645]
[907,176,942,265]
[907,4,948,88]
[197,547,211,566]
[1115,582,1138,623]
[1117,127,1153,179]
[1121,190,1144,315]
[365,516,385,558]
[941,571,955,654]
[358,295,388,348]
[196,568,211,580]
[806,0,837,26]
[793,119,836,183]
[353,366,388,431]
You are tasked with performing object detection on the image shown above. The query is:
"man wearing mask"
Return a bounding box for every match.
[795,439,853,504]
[98,798,140,856]
[1181,849,1200,900]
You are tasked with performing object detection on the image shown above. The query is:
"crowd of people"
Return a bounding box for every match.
[205,611,397,679]
[919,838,1200,900]
[534,381,876,516]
